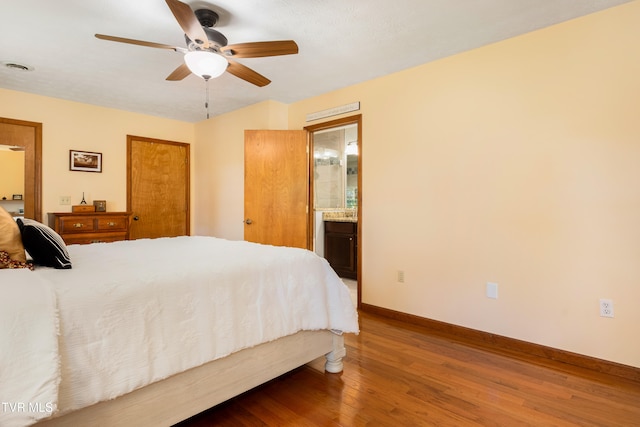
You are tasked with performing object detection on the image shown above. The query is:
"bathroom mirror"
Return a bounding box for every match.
[312,123,358,209]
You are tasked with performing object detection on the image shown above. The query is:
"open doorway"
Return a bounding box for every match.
[305,115,361,308]
[0,117,42,222]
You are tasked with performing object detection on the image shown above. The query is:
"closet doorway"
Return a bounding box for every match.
[305,115,361,308]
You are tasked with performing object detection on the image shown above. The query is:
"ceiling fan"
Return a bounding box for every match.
[95,0,298,86]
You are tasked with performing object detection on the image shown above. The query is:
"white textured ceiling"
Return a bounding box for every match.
[0,0,632,123]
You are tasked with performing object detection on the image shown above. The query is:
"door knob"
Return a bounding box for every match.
[245,218,253,225]
[133,216,139,221]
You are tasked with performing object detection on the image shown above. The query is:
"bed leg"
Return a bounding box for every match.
[324,333,346,373]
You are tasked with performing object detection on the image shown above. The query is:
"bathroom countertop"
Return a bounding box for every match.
[322,211,357,223]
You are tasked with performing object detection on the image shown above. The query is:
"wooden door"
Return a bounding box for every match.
[127,135,189,239]
[244,130,309,249]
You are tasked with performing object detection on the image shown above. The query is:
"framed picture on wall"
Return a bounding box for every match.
[70,150,102,173]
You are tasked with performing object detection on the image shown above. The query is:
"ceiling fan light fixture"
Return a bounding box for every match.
[184,51,227,80]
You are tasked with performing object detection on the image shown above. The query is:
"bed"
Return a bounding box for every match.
[0,231,359,427]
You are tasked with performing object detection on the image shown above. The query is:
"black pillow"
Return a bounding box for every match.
[17,218,72,269]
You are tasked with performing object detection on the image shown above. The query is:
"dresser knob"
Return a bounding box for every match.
[73,223,83,228]
[107,222,116,227]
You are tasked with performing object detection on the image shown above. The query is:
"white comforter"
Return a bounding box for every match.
[0,270,60,427]
[24,236,358,423]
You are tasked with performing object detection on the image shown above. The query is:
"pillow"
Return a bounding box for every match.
[0,250,33,270]
[0,206,27,267]
[17,218,72,269]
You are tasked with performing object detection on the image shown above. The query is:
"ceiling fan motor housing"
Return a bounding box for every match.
[185,27,228,50]
[195,9,218,27]
[185,9,228,49]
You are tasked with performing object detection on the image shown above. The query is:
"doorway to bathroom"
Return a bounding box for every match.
[305,115,361,307]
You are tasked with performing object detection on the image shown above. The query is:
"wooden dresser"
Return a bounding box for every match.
[48,212,132,245]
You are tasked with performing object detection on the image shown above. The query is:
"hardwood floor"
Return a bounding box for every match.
[175,311,640,426]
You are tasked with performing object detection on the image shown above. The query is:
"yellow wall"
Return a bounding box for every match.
[0,89,194,217]
[288,1,640,367]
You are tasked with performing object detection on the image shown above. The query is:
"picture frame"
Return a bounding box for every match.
[12,194,22,200]
[93,200,107,212]
[70,150,102,173]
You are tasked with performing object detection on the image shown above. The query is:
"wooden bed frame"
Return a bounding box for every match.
[35,330,345,427]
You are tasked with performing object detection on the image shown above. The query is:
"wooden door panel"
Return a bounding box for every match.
[244,130,308,248]
[127,136,189,240]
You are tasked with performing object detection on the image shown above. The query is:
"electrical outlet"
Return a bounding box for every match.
[397,270,405,283]
[59,196,71,205]
[599,299,614,318]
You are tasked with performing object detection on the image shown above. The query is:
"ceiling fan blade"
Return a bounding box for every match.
[165,0,210,49]
[166,63,192,81]
[226,60,271,87]
[95,34,181,51]
[221,40,299,58]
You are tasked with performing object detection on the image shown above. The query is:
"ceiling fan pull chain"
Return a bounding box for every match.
[205,76,210,119]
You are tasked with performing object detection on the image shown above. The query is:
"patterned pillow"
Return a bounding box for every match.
[17,218,72,269]
[0,250,33,270]
[0,206,27,267]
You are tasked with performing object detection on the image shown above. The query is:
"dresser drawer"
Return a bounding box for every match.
[63,232,127,245]
[60,217,95,233]
[97,217,127,231]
